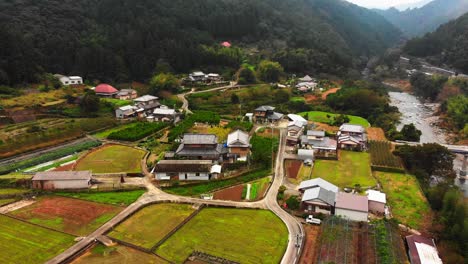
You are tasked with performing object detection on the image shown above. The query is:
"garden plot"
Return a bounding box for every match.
[71,244,167,264]
[75,144,145,173]
[9,196,122,236]
[369,141,404,171]
[0,214,75,264]
[212,176,271,201]
[107,203,195,249]
[155,208,288,264]
[312,151,375,188]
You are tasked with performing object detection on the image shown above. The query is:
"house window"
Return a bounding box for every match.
[65,81,69,84]
[195,173,200,176]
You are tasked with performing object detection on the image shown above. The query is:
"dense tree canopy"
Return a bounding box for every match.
[410,72,448,101]
[257,60,284,83]
[0,0,401,86]
[446,95,468,130]
[149,73,180,95]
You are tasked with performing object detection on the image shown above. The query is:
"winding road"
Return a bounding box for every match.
[46,86,303,264]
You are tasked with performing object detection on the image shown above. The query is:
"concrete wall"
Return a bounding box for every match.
[179,172,209,181]
[368,201,385,214]
[335,208,368,222]
[33,179,90,190]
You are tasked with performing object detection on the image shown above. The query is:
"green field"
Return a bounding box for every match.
[101,98,132,108]
[0,198,16,206]
[0,188,29,196]
[93,123,138,139]
[156,208,288,264]
[374,171,431,229]
[299,111,370,127]
[243,177,271,200]
[57,190,145,206]
[75,144,145,173]
[312,151,375,188]
[72,244,167,264]
[108,203,195,249]
[0,215,75,264]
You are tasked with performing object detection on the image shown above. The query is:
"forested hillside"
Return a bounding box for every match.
[376,0,468,37]
[0,0,401,86]
[403,12,468,73]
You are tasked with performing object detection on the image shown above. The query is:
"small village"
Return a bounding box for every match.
[0,60,461,264]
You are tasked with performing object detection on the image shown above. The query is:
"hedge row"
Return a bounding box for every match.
[107,122,167,141]
[0,140,101,175]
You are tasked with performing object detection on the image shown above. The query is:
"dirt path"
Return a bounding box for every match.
[0,199,36,214]
[321,88,340,100]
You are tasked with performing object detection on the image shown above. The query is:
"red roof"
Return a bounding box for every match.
[95,84,118,94]
[221,41,231,47]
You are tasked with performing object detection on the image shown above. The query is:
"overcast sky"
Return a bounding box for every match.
[346,0,425,9]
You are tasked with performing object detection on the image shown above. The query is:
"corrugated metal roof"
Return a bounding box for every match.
[366,190,386,204]
[301,187,336,205]
[299,178,339,193]
[32,171,92,181]
[339,124,365,133]
[335,192,368,212]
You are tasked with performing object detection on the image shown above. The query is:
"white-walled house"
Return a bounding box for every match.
[115,105,138,119]
[54,74,83,85]
[366,190,386,214]
[154,160,221,181]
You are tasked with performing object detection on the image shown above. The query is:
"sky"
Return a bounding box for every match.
[345,0,427,9]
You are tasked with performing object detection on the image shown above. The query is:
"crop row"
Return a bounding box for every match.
[0,140,101,175]
[369,141,403,169]
[168,111,220,142]
[107,122,167,141]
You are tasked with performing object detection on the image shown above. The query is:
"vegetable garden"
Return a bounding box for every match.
[168,111,220,141]
[107,122,167,141]
[369,141,404,172]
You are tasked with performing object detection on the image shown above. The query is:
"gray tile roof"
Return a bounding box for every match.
[32,171,92,181]
[301,136,337,150]
[255,105,275,111]
[268,112,284,120]
[307,130,325,137]
[339,124,365,133]
[176,144,227,156]
[227,130,250,147]
[154,160,213,173]
[299,178,339,193]
[182,134,218,144]
[301,187,336,206]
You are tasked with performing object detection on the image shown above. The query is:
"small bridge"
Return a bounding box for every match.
[394,141,468,155]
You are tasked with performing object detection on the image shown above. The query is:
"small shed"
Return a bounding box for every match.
[32,171,92,190]
[366,190,386,214]
[334,192,368,222]
[298,149,314,161]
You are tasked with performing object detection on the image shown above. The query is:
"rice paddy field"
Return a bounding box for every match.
[0,214,75,264]
[155,208,288,264]
[71,244,167,264]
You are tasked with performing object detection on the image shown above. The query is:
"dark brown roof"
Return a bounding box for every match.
[406,235,441,264]
[32,171,92,181]
[154,160,212,173]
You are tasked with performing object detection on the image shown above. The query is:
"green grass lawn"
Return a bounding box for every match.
[244,177,271,200]
[299,111,370,127]
[72,244,168,264]
[155,208,288,264]
[0,215,75,264]
[0,188,29,196]
[164,169,270,197]
[374,171,431,229]
[290,96,306,102]
[108,203,195,249]
[75,145,145,173]
[56,190,145,206]
[0,198,16,206]
[101,98,133,108]
[312,151,375,188]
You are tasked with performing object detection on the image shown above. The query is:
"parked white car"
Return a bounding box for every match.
[305,215,321,225]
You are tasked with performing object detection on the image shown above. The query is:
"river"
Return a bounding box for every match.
[388,91,467,197]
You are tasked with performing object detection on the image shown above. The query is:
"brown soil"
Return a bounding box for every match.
[321,88,340,100]
[384,79,412,92]
[304,94,319,103]
[213,184,244,201]
[10,196,121,234]
[285,160,302,179]
[313,122,339,133]
[257,127,280,138]
[299,225,321,264]
[366,127,387,141]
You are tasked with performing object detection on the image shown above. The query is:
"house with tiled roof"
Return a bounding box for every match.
[175,134,227,161]
[227,130,251,162]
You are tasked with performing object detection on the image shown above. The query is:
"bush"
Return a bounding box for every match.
[225,120,253,132]
[286,195,300,210]
[108,122,167,141]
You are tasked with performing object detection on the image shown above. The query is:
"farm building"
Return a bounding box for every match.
[134,95,161,115]
[152,107,179,123]
[227,130,251,162]
[287,120,305,146]
[176,134,227,161]
[116,89,138,100]
[115,105,138,119]
[95,83,119,97]
[298,178,339,193]
[32,171,92,190]
[334,192,368,222]
[406,235,442,264]
[300,130,337,158]
[366,190,387,214]
[54,74,83,85]
[337,124,367,151]
[301,187,336,215]
[154,160,221,181]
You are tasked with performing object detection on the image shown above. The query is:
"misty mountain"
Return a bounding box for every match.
[376,0,468,37]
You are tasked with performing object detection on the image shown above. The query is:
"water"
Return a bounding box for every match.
[388,91,467,197]
[388,91,446,144]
